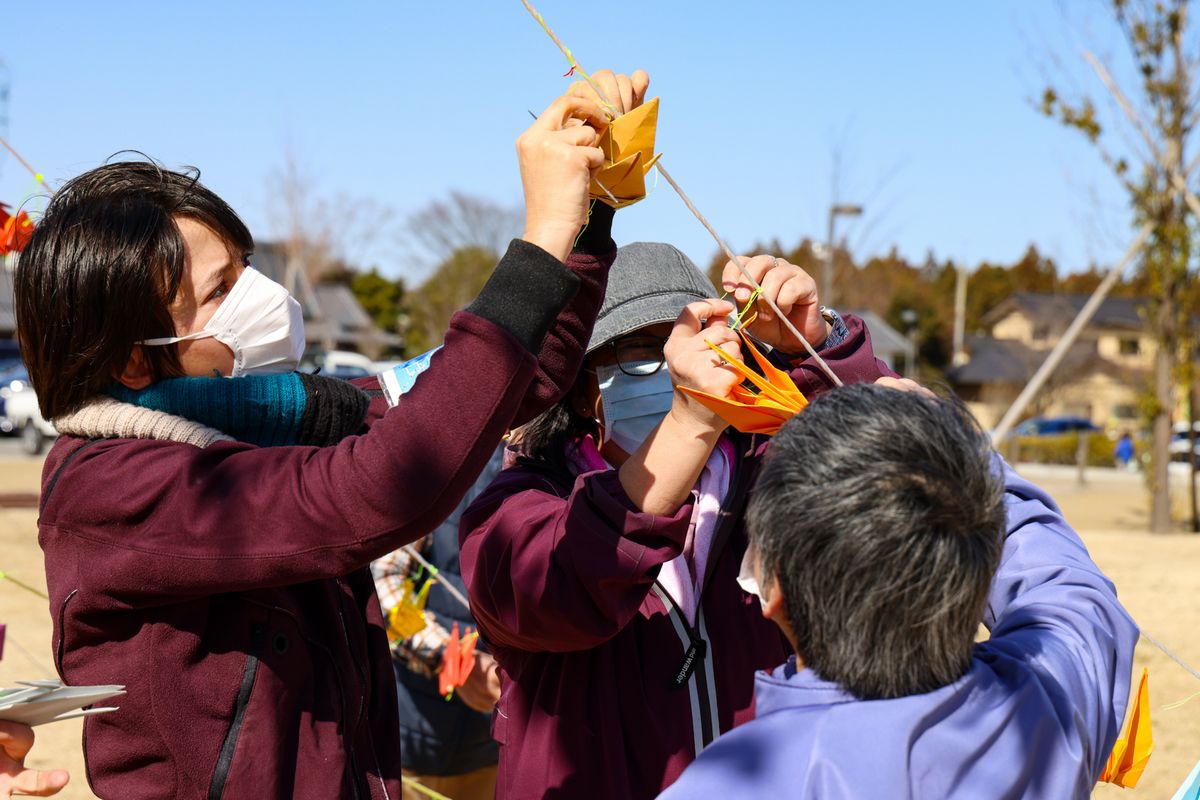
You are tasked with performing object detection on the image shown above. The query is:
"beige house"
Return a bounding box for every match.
[950,293,1156,431]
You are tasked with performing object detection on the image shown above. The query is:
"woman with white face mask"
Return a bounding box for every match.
[14,83,623,799]
[459,241,897,800]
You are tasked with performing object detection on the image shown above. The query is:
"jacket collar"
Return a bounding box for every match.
[754,656,858,716]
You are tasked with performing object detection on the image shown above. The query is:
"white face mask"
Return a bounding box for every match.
[595,360,675,455]
[737,545,765,603]
[140,266,305,377]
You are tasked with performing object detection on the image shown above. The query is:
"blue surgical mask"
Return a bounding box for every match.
[595,360,675,455]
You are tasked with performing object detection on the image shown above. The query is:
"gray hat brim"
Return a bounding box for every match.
[586,289,711,352]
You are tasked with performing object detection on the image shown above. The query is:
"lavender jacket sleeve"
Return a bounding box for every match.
[980,462,1139,779]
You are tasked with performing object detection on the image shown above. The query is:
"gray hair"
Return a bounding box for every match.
[747,384,1005,700]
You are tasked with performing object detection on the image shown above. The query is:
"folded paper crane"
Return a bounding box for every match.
[1100,667,1152,788]
[0,203,33,255]
[677,329,809,436]
[438,622,479,700]
[590,97,662,209]
[384,577,431,642]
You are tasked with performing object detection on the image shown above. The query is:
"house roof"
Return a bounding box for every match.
[947,334,1106,386]
[981,292,1146,332]
[847,309,909,356]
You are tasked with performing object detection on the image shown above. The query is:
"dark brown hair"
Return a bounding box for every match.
[15,160,253,419]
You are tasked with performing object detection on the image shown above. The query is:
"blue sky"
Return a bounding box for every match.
[0,2,1145,281]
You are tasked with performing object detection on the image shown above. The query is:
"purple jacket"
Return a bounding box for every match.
[37,237,614,799]
[459,316,893,800]
[659,464,1139,800]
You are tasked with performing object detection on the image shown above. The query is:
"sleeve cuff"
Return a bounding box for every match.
[464,238,582,353]
[572,201,616,255]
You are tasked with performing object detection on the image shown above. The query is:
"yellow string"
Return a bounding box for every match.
[400,776,455,800]
[0,571,49,601]
[1161,689,1200,711]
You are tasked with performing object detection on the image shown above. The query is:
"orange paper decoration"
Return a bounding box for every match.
[0,203,33,255]
[1100,667,1152,788]
[677,329,809,435]
[589,97,662,209]
[438,622,479,700]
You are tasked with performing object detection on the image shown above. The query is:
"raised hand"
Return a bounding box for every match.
[517,95,609,262]
[664,298,742,431]
[567,69,650,117]
[721,255,829,354]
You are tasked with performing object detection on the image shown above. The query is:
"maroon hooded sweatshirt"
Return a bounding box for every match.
[459,316,893,800]
[37,229,615,799]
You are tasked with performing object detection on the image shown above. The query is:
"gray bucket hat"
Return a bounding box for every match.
[587,242,718,352]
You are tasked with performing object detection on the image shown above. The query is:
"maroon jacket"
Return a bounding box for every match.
[37,235,615,799]
[460,316,893,800]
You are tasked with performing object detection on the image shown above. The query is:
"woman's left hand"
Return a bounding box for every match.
[721,255,829,353]
[664,299,742,431]
[0,721,69,798]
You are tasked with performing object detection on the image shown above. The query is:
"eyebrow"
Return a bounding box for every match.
[198,258,235,298]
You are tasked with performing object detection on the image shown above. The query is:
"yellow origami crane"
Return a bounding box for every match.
[385,577,431,642]
[590,97,662,209]
[677,328,809,435]
[1100,667,1152,788]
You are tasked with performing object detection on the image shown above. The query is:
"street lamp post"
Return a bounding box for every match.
[823,204,864,307]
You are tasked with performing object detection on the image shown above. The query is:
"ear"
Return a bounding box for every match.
[113,345,153,391]
[760,577,785,622]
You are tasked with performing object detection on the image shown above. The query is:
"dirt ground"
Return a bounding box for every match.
[0,455,1197,799]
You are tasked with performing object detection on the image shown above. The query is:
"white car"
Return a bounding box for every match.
[1169,421,1200,463]
[3,384,56,455]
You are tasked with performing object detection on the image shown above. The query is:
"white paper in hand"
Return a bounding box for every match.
[0,680,124,726]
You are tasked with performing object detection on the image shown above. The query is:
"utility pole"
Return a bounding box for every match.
[822,204,863,307]
[953,263,968,367]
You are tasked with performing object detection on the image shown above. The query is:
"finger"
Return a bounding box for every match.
[558,125,600,148]
[673,299,735,337]
[590,69,620,108]
[874,376,936,398]
[0,721,34,762]
[582,145,606,171]
[723,255,777,302]
[616,73,634,113]
[536,95,609,134]
[631,70,650,104]
[776,271,818,314]
[7,768,70,796]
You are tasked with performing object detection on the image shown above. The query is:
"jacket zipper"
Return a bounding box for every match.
[249,600,363,800]
[208,622,266,800]
[651,583,720,753]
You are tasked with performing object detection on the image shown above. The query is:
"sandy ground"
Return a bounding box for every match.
[0,455,1197,799]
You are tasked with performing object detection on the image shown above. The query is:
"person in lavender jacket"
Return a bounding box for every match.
[660,382,1139,800]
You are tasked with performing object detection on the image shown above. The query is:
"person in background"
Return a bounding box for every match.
[0,721,68,798]
[1114,431,1135,471]
[373,447,505,800]
[660,383,1138,799]
[460,233,893,798]
[16,81,616,797]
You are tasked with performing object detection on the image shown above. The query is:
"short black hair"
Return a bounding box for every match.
[747,384,1005,700]
[15,159,253,419]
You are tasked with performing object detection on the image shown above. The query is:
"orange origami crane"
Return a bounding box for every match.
[590,96,661,209]
[0,203,33,255]
[677,328,809,435]
[1100,667,1152,788]
[438,622,479,701]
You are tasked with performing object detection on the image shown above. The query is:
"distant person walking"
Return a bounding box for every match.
[1115,432,1135,471]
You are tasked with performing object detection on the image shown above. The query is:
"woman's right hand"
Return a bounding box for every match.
[518,96,609,263]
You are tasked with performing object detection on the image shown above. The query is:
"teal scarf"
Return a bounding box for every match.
[108,372,371,447]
